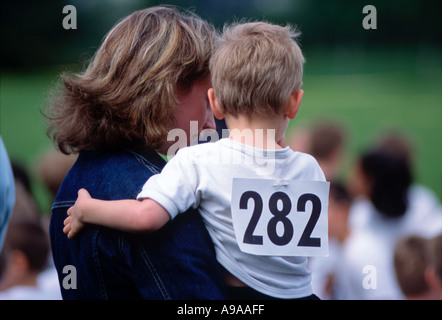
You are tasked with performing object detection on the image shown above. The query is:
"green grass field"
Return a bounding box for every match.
[296,47,442,201]
[1,48,441,214]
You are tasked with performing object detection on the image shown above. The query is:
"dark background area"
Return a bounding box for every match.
[2,0,441,70]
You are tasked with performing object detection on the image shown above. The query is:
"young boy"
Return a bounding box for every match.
[64,22,328,299]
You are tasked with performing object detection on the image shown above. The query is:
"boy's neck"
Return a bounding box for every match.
[224,113,287,150]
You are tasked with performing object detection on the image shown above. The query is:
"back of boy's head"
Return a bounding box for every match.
[309,122,346,161]
[210,22,304,117]
[3,221,49,273]
[394,235,430,297]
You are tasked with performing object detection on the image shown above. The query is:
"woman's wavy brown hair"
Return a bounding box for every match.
[45,6,215,154]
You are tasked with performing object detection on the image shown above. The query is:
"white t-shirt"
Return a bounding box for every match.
[137,138,326,298]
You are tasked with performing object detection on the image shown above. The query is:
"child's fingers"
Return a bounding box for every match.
[68,226,80,239]
[63,223,71,235]
[64,216,71,226]
[67,230,75,239]
[78,188,91,199]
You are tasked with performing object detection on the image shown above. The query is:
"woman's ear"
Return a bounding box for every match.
[285,89,304,120]
[208,88,224,120]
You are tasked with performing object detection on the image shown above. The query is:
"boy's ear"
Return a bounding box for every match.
[285,89,304,120]
[208,88,225,120]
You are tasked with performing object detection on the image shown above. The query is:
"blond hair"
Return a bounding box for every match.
[394,235,430,296]
[45,6,215,154]
[210,22,304,117]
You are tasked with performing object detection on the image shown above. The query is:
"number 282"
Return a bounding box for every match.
[239,191,322,247]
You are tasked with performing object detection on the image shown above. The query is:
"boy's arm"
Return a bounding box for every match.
[63,188,170,239]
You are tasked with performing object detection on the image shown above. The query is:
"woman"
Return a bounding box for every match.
[45,6,226,299]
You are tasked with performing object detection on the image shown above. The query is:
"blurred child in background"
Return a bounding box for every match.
[394,234,442,300]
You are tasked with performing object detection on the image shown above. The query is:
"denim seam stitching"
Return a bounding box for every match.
[137,246,171,300]
[52,201,75,209]
[92,230,109,299]
[130,152,162,174]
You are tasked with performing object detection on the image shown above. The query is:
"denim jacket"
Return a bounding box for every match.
[50,148,227,299]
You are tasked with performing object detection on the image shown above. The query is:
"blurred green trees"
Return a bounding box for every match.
[2,0,441,69]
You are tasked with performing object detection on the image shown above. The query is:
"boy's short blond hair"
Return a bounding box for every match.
[210,22,305,117]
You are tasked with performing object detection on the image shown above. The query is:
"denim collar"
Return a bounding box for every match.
[128,147,166,174]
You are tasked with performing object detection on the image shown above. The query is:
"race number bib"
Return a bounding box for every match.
[231,178,329,256]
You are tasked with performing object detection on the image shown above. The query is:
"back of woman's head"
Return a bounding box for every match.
[46,6,215,154]
[360,150,412,218]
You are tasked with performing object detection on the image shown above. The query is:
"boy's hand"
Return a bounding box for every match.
[63,188,91,239]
